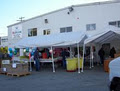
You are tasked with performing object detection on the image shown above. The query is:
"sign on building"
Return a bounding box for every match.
[12,24,22,38]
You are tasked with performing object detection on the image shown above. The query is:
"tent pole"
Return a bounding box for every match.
[90,45,94,68]
[51,46,55,72]
[81,44,85,72]
[91,46,94,68]
[29,52,32,71]
[77,43,80,73]
[90,46,92,68]
[70,46,72,58]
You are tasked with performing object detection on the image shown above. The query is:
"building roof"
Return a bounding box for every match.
[7,0,120,28]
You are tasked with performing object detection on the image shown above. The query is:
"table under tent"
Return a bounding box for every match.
[83,30,120,69]
[13,31,87,73]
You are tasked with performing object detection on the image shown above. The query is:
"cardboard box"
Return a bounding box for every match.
[1,63,29,73]
[104,58,113,72]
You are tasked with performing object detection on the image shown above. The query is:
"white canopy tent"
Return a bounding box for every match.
[83,29,120,68]
[13,31,87,73]
[84,30,120,45]
[14,31,86,48]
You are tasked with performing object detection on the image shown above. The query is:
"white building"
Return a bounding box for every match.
[7,1,120,51]
[0,36,8,47]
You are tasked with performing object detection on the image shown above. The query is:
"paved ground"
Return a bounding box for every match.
[0,65,109,91]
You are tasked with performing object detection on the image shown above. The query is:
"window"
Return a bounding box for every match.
[60,28,65,33]
[28,28,37,37]
[86,24,96,31]
[60,26,72,33]
[43,29,50,35]
[109,20,120,27]
[44,19,48,23]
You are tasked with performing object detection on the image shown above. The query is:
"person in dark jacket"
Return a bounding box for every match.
[110,47,116,58]
[98,47,105,65]
[61,49,67,69]
[34,47,40,71]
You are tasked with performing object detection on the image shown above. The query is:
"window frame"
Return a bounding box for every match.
[60,26,72,33]
[86,24,96,31]
[28,28,37,37]
[109,20,120,28]
[43,29,50,35]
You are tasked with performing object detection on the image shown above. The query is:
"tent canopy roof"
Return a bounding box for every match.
[84,26,120,45]
[14,31,87,48]
[84,30,120,45]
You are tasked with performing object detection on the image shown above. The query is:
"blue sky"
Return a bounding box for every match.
[0,0,109,36]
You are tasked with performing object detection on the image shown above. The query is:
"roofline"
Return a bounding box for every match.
[7,0,120,28]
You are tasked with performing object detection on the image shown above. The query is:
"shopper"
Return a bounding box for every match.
[110,47,116,58]
[98,47,105,65]
[34,47,40,71]
[61,49,67,69]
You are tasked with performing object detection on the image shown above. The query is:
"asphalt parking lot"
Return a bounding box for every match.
[0,65,109,91]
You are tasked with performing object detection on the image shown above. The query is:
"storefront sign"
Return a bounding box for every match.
[12,24,22,38]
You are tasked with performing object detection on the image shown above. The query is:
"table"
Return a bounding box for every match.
[40,57,62,63]
[39,57,62,72]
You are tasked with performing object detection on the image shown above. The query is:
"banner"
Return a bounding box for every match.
[12,24,22,38]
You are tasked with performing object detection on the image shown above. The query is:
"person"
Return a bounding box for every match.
[45,48,51,58]
[0,51,2,60]
[110,47,116,58]
[61,49,67,69]
[98,47,105,65]
[110,77,120,91]
[34,47,40,71]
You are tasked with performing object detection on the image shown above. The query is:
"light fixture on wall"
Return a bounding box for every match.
[67,7,74,14]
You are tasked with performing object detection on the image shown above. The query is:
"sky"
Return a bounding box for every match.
[0,0,110,37]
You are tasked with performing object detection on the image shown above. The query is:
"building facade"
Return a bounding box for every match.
[0,36,8,47]
[7,1,120,49]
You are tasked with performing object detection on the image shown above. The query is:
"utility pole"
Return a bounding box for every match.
[17,17,25,22]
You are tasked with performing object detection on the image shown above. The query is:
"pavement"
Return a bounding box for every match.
[0,65,109,91]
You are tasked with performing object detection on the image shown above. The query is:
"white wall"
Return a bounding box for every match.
[21,1,120,36]
[7,1,120,47]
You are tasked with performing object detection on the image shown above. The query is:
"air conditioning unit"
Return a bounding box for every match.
[44,19,48,23]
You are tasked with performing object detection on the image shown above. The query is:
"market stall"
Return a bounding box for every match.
[84,27,120,69]
[13,31,87,73]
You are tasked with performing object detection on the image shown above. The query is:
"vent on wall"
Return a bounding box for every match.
[44,19,48,23]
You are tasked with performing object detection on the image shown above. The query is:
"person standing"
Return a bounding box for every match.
[61,49,67,69]
[34,48,40,71]
[98,47,105,65]
[110,47,116,58]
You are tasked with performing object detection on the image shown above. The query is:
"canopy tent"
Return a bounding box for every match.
[14,31,86,48]
[84,30,120,45]
[13,31,87,73]
[83,29,120,68]
[84,26,120,45]
[53,33,87,47]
